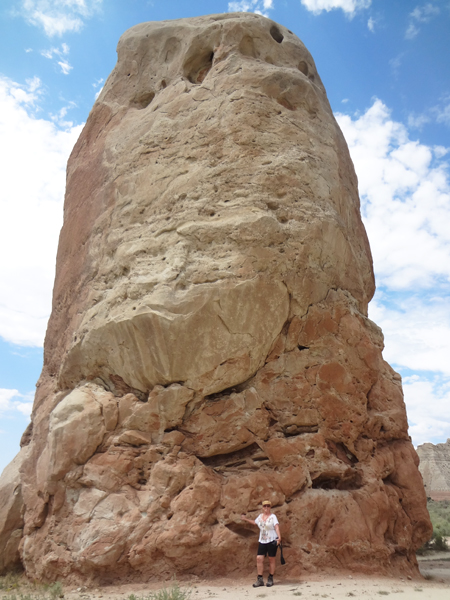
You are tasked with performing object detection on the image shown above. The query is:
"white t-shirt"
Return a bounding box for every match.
[255,513,279,544]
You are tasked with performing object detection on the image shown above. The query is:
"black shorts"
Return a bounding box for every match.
[257,541,278,557]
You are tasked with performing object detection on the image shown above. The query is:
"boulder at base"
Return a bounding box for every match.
[0,12,431,583]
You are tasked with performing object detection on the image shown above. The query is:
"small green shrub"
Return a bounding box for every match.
[433,533,449,551]
[48,582,63,600]
[0,573,22,591]
[128,583,191,600]
[427,499,450,538]
[153,584,191,600]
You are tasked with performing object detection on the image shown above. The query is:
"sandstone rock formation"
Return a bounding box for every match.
[0,448,28,574]
[417,439,450,501]
[0,12,431,582]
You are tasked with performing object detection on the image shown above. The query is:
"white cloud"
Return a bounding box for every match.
[407,96,450,130]
[0,388,33,417]
[228,0,274,17]
[368,290,450,446]
[405,22,420,39]
[0,389,19,412]
[389,53,404,76]
[367,16,375,31]
[41,43,69,60]
[402,375,450,446]
[336,99,450,290]
[336,99,450,447]
[50,102,78,127]
[58,59,73,75]
[300,0,371,16]
[0,75,83,346]
[405,3,440,39]
[41,43,72,74]
[435,98,450,126]
[369,293,450,377]
[407,112,431,129]
[434,146,449,159]
[21,0,102,37]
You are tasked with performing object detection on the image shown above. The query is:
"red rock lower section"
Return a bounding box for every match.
[17,291,431,582]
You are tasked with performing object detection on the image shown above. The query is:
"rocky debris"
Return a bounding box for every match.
[0,12,431,582]
[417,439,450,501]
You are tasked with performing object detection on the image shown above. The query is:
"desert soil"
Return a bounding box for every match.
[55,555,450,600]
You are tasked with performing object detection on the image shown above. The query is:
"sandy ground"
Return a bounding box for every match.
[57,555,450,600]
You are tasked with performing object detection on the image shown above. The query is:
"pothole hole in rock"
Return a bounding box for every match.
[311,471,363,491]
[131,91,155,109]
[270,25,284,43]
[382,473,396,486]
[277,97,295,111]
[225,523,255,538]
[327,441,358,465]
[186,51,214,84]
[204,377,252,402]
[198,442,268,470]
[283,424,319,437]
[204,385,238,402]
[298,61,309,76]
[239,35,257,58]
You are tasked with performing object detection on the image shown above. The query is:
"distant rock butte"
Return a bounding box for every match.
[417,439,450,501]
[0,13,431,582]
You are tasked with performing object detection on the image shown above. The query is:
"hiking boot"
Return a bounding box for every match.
[266,574,274,587]
[252,575,264,588]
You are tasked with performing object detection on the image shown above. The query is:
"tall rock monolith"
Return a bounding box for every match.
[0,12,431,582]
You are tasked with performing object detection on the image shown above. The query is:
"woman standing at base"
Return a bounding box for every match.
[241,500,281,587]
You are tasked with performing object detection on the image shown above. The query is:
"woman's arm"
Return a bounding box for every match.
[275,523,281,544]
[241,513,257,525]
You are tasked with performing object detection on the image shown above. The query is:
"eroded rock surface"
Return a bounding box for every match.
[0,448,28,574]
[0,12,431,582]
[417,439,450,501]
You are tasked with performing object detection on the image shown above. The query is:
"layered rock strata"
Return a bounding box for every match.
[417,439,450,501]
[0,12,431,581]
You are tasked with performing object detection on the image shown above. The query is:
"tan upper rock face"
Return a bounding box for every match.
[49,12,374,396]
[417,439,450,501]
[0,12,431,582]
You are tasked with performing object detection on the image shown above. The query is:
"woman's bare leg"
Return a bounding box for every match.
[257,554,264,576]
[269,556,276,575]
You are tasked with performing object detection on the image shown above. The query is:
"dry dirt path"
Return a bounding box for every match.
[61,571,450,600]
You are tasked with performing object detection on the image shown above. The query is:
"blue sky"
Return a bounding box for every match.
[0,0,449,475]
